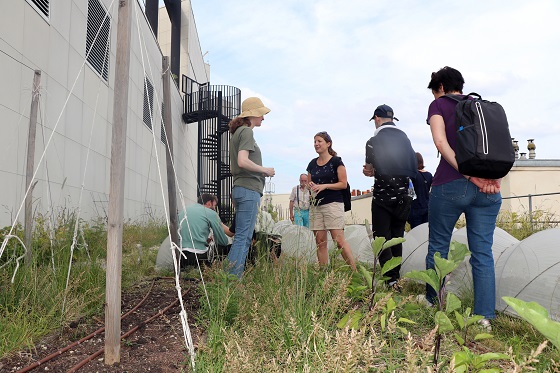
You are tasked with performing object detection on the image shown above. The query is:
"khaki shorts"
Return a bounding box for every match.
[310,202,345,231]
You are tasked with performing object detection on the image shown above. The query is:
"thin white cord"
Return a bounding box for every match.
[62,28,109,316]
[133,4,199,370]
[0,0,118,262]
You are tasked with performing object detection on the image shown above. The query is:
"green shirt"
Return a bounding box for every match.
[178,203,229,251]
[229,126,265,194]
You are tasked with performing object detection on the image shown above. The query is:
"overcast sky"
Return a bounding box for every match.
[188,0,560,194]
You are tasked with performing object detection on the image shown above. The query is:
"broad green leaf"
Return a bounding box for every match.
[446,292,461,313]
[455,366,467,373]
[435,311,454,332]
[448,241,470,263]
[386,297,396,314]
[380,314,387,331]
[454,332,465,346]
[452,350,470,369]
[478,369,501,373]
[372,236,387,256]
[383,237,406,250]
[503,296,560,349]
[466,314,484,327]
[397,317,416,325]
[472,353,509,367]
[404,269,440,292]
[381,256,402,276]
[358,264,373,289]
[347,285,368,293]
[434,253,458,279]
[337,310,362,329]
[454,310,465,329]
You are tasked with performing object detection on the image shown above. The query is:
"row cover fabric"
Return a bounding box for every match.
[276,220,560,321]
[156,216,560,321]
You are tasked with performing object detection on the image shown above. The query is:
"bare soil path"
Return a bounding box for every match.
[0,277,202,373]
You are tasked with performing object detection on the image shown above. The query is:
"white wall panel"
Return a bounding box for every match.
[64,95,83,143]
[0,51,25,114]
[22,6,50,70]
[1,2,25,52]
[48,30,70,87]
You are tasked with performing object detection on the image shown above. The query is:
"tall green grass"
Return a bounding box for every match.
[193,209,560,371]
[0,210,167,357]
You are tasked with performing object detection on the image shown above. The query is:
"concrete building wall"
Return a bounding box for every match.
[501,160,560,217]
[157,0,210,84]
[0,0,204,227]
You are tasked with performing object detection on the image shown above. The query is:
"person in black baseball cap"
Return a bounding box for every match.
[369,104,399,122]
[363,103,416,289]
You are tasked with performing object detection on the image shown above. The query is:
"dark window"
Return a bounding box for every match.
[143,77,154,130]
[26,0,49,19]
[86,0,110,81]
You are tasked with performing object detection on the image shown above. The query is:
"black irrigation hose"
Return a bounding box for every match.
[16,278,160,373]
[67,290,188,373]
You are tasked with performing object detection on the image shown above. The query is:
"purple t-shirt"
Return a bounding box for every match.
[427,96,465,186]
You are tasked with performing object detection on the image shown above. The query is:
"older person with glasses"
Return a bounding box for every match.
[306,131,356,271]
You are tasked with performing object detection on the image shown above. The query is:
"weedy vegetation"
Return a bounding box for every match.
[0,209,167,357]
[2,207,560,372]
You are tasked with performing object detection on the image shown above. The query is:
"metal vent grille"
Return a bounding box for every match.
[86,0,110,81]
[27,0,49,19]
[143,77,154,130]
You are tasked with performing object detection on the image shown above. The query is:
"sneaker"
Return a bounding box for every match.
[416,294,434,308]
[387,280,402,292]
[478,318,492,332]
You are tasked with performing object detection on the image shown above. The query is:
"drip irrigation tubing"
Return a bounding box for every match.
[15,278,177,373]
[67,290,187,373]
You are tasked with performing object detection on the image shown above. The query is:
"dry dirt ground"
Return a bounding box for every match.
[0,277,203,373]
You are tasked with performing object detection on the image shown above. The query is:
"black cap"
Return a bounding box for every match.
[369,104,399,121]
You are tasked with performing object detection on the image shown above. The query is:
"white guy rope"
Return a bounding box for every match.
[62,25,111,316]
[0,0,118,263]
[132,4,197,370]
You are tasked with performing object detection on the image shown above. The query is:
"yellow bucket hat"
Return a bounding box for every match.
[238,97,271,118]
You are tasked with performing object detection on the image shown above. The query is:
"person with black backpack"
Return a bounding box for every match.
[363,104,417,289]
[424,66,502,330]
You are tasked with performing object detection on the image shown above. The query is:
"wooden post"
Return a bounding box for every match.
[105,0,132,365]
[162,56,180,267]
[24,70,41,265]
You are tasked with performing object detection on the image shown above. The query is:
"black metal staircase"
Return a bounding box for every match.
[182,75,240,224]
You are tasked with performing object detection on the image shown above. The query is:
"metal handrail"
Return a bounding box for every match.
[502,191,560,229]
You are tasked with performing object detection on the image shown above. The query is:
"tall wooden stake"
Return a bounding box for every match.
[24,70,41,265]
[105,0,132,365]
[162,56,179,266]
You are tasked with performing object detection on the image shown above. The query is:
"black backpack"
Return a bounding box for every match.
[446,93,515,179]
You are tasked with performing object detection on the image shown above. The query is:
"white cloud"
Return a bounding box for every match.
[191,0,560,193]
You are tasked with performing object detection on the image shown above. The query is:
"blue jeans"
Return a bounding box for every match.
[425,178,501,319]
[227,186,261,277]
[294,209,309,228]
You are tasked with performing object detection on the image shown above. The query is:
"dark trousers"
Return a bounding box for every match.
[371,198,411,282]
[407,207,428,229]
